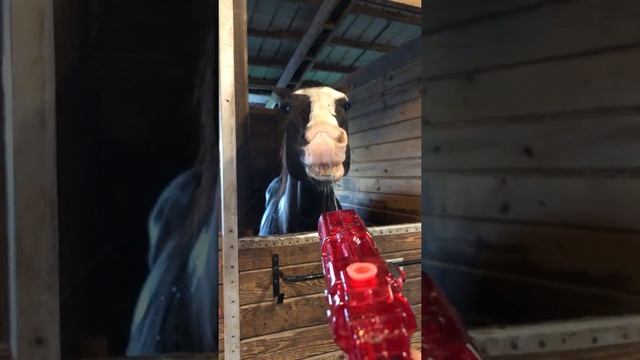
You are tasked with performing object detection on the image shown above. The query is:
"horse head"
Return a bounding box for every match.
[275,83,352,183]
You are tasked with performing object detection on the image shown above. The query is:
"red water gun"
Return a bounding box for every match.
[318,209,417,359]
[318,209,483,360]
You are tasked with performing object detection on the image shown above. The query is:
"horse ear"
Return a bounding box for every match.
[274,87,293,100]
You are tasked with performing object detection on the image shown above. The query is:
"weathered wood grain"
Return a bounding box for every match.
[350,79,420,120]
[423,216,640,294]
[423,114,640,170]
[349,97,420,133]
[236,250,420,305]
[424,261,640,327]
[488,342,640,360]
[236,230,421,271]
[337,177,421,196]
[237,312,422,360]
[422,172,640,232]
[348,60,420,104]
[335,190,421,215]
[425,0,640,78]
[4,0,61,357]
[347,204,421,225]
[424,48,640,124]
[349,158,421,178]
[350,118,421,148]
[236,278,420,339]
[351,138,421,163]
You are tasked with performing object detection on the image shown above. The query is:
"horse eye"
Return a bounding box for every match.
[280,103,291,113]
[343,101,351,111]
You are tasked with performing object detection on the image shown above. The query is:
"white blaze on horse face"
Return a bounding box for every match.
[294,87,349,181]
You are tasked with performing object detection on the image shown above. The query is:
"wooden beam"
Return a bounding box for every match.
[276,0,342,89]
[3,0,60,358]
[248,77,277,90]
[378,0,422,9]
[351,3,421,25]
[290,0,356,89]
[335,35,420,88]
[280,0,421,24]
[249,56,356,73]
[219,0,243,358]
[249,28,397,53]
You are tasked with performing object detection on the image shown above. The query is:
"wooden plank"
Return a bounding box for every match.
[237,228,421,271]
[424,0,546,34]
[3,0,60,357]
[425,0,640,78]
[351,3,421,25]
[337,177,420,196]
[350,158,421,177]
[386,0,421,8]
[349,79,420,119]
[335,37,420,89]
[422,173,640,232]
[348,60,420,104]
[238,313,422,360]
[424,261,640,327]
[489,342,640,360]
[472,315,640,358]
[423,216,640,294]
[350,118,420,147]
[219,0,243,356]
[248,29,397,53]
[423,114,640,170]
[347,204,421,225]
[349,97,420,133]
[351,138,420,163]
[424,47,640,124]
[335,190,421,215]
[275,0,340,89]
[237,250,420,305]
[237,278,420,339]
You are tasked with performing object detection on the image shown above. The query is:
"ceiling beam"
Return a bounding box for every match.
[281,0,420,24]
[248,29,397,53]
[275,0,343,89]
[249,56,356,74]
[248,77,277,90]
[384,0,421,9]
[350,3,420,25]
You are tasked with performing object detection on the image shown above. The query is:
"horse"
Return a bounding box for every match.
[125,0,221,354]
[259,83,352,236]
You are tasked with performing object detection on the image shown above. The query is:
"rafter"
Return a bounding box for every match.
[280,0,420,24]
[249,56,356,74]
[248,29,397,53]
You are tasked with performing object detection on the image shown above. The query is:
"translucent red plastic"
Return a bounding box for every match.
[421,273,483,359]
[318,209,417,359]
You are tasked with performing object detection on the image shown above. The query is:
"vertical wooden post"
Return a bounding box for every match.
[218,0,245,358]
[2,0,60,359]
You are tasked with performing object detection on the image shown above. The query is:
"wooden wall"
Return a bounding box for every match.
[336,52,422,225]
[423,0,640,327]
[219,225,422,359]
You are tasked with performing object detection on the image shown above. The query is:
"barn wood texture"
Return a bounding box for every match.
[3,0,60,358]
[423,0,640,328]
[335,44,421,225]
[219,0,247,357]
[217,224,421,359]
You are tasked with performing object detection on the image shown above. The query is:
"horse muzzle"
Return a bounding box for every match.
[302,129,348,181]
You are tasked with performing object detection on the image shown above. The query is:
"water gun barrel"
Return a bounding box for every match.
[318,209,416,360]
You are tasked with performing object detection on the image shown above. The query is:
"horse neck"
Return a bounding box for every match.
[277,174,338,233]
